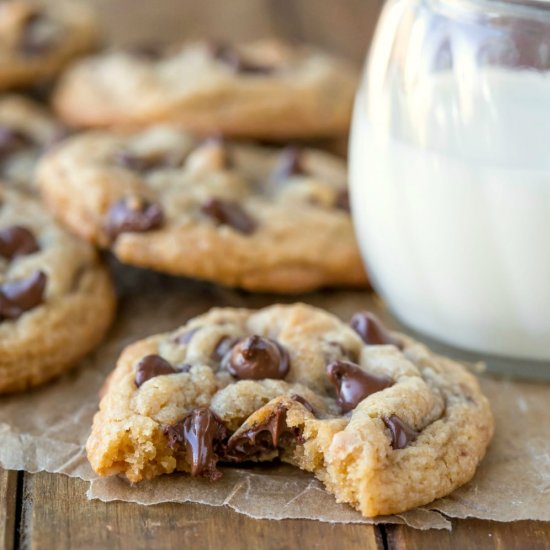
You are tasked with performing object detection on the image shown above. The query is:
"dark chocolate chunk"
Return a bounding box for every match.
[174,327,200,345]
[135,354,177,387]
[106,197,164,239]
[334,189,350,212]
[201,197,256,234]
[0,270,47,321]
[225,335,290,380]
[164,407,228,480]
[383,415,419,449]
[211,335,240,362]
[225,405,289,461]
[327,360,393,413]
[351,311,403,349]
[0,126,34,160]
[211,43,273,75]
[113,150,178,173]
[270,146,305,181]
[19,12,58,56]
[126,43,165,60]
[290,394,315,415]
[0,226,39,259]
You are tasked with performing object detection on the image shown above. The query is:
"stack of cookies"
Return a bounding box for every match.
[0,0,493,519]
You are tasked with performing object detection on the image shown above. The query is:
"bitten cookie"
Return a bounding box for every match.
[0,187,115,393]
[37,125,367,293]
[0,95,64,191]
[0,0,97,89]
[53,39,358,139]
[86,304,493,517]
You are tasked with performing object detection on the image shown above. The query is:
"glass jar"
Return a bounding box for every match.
[350,0,550,366]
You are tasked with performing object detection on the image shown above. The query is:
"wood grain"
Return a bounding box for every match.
[0,469,17,550]
[387,520,550,550]
[23,472,382,550]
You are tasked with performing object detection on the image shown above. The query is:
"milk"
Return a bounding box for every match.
[350,69,550,361]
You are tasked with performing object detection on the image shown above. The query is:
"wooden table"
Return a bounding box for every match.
[1,0,549,548]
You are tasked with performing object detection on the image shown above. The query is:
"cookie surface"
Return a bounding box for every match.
[86,303,493,517]
[53,40,358,139]
[0,0,97,89]
[0,187,115,393]
[37,125,367,293]
[0,95,64,192]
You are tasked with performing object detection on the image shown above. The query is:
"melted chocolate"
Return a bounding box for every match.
[0,270,47,321]
[327,360,393,413]
[201,198,256,234]
[0,226,39,259]
[164,408,228,480]
[383,415,419,449]
[350,311,403,349]
[135,354,177,387]
[226,335,290,380]
[106,197,164,239]
[225,405,289,461]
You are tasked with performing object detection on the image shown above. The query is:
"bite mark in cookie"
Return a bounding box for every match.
[86,304,494,517]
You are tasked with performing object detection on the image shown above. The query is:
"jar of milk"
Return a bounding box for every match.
[350,0,550,366]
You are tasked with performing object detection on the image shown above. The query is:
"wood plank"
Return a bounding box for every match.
[0,469,18,550]
[387,519,550,550]
[23,472,383,550]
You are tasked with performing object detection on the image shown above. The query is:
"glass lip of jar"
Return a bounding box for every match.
[432,0,550,19]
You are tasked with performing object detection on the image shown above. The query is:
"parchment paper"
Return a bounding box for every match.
[0,263,549,530]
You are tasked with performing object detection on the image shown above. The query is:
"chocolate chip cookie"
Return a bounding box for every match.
[53,39,358,139]
[86,304,493,517]
[0,0,97,89]
[0,187,115,393]
[37,125,367,293]
[0,95,64,191]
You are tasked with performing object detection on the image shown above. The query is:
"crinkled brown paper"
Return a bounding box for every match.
[0,264,549,530]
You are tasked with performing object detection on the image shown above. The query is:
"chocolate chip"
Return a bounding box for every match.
[225,405,289,461]
[126,43,165,60]
[164,407,228,480]
[0,126,34,160]
[211,335,240,362]
[271,146,305,181]
[225,335,290,380]
[19,12,58,56]
[106,197,164,239]
[135,354,177,387]
[0,226,39,259]
[334,189,350,212]
[201,198,256,234]
[211,43,273,75]
[113,150,178,173]
[290,394,315,415]
[0,270,47,321]
[327,360,393,413]
[351,312,403,349]
[383,415,419,449]
[174,327,200,345]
